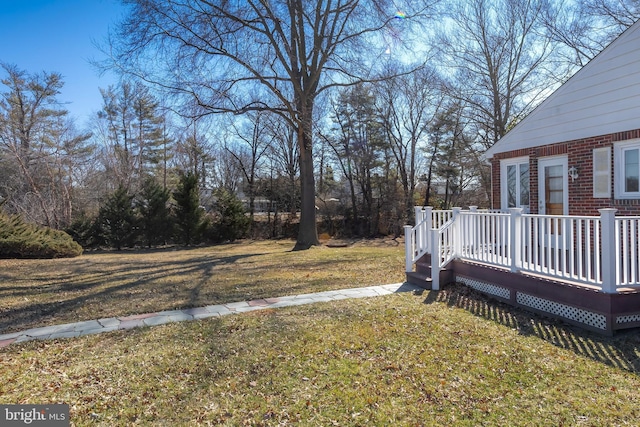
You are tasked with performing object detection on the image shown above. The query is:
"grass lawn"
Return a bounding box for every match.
[1,240,640,425]
[0,239,405,334]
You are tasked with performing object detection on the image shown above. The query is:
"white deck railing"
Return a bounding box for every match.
[404,207,455,273]
[404,207,640,293]
[617,216,640,286]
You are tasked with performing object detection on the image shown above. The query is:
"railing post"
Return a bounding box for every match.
[404,225,413,272]
[452,207,461,258]
[425,206,433,230]
[430,227,440,290]
[413,207,423,256]
[414,206,424,225]
[509,208,524,273]
[469,206,478,255]
[423,206,433,253]
[599,208,617,293]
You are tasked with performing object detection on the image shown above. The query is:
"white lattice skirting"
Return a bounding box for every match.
[616,314,640,324]
[455,276,610,331]
[516,292,607,330]
[455,276,511,300]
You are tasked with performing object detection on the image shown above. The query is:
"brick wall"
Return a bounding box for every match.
[490,128,640,215]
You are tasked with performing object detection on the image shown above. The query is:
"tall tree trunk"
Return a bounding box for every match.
[294,122,319,250]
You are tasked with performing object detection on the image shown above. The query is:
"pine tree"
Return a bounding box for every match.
[172,171,204,245]
[211,188,249,242]
[98,81,167,190]
[98,185,137,250]
[329,83,386,235]
[137,177,171,247]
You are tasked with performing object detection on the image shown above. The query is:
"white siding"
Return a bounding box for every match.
[486,20,640,159]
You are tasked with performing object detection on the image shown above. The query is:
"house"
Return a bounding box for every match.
[405,20,640,335]
[485,19,640,216]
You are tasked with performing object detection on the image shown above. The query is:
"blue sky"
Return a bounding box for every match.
[0,0,128,126]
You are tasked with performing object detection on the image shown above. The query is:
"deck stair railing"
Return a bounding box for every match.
[405,207,640,293]
[404,207,453,274]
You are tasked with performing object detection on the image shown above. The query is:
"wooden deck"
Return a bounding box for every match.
[404,207,640,335]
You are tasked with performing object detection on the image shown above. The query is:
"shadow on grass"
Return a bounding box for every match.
[0,252,262,334]
[422,283,640,374]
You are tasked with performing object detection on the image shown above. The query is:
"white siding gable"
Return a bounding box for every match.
[485,20,640,159]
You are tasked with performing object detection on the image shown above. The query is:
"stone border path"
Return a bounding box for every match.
[0,282,421,349]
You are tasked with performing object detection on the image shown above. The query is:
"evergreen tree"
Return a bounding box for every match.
[98,185,137,250]
[172,171,204,245]
[133,86,165,174]
[428,104,474,209]
[137,177,171,247]
[328,84,386,235]
[211,188,249,242]
[98,81,166,190]
[66,212,101,248]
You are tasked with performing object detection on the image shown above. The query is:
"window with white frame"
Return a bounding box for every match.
[614,140,640,199]
[500,157,530,211]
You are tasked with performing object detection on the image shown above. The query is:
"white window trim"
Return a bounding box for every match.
[500,156,530,210]
[614,139,640,199]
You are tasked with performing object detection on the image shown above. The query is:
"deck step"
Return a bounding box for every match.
[415,260,432,276]
[405,271,433,290]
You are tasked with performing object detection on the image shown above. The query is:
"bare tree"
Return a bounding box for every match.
[105,0,432,249]
[0,64,92,228]
[542,0,639,69]
[584,0,640,27]
[265,117,299,218]
[226,112,272,222]
[436,0,555,147]
[210,144,243,195]
[377,64,443,222]
[168,102,218,195]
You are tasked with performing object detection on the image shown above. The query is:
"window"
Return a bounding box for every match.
[593,147,611,198]
[614,140,640,199]
[501,157,530,211]
[625,149,639,192]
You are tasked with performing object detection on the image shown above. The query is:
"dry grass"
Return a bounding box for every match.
[1,284,640,426]
[0,239,405,334]
[2,240,640,425]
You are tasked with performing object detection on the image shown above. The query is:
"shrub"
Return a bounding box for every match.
[0,210,83,258]
[66,213,102,248]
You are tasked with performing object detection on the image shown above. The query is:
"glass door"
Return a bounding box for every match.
[538,157,568,216]
[538,156,568,249]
